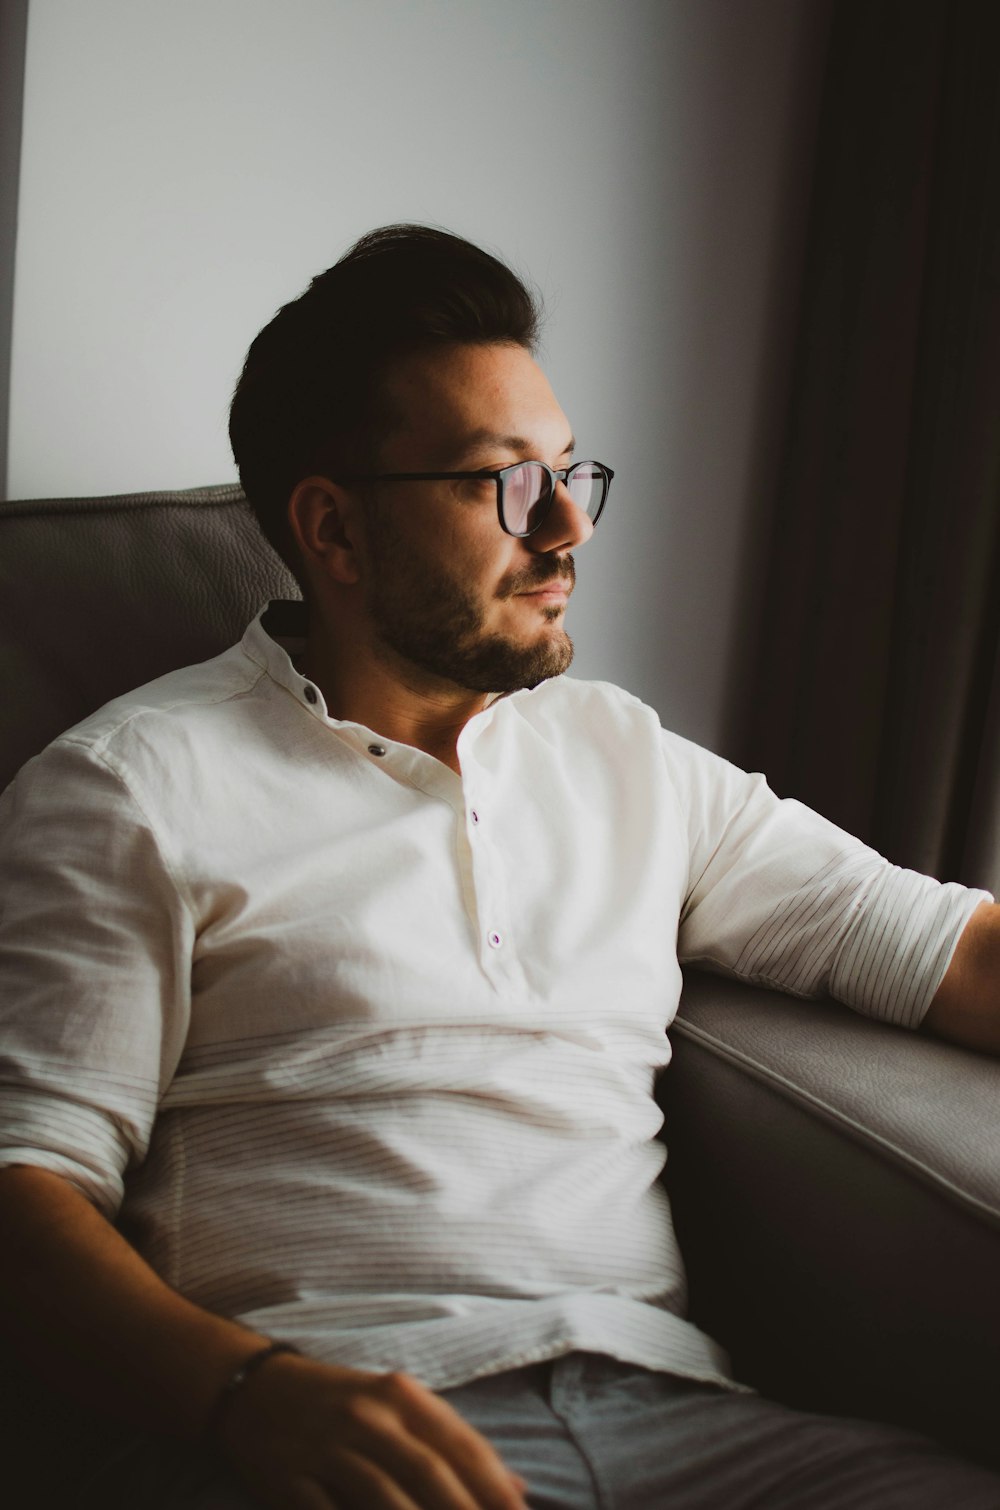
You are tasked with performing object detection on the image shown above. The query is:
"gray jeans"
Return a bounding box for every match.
[90,1352,1000,1509]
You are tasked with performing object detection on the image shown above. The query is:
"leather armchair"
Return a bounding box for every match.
[2,485,998,1494]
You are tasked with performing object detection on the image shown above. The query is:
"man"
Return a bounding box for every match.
[1,225,999,1510]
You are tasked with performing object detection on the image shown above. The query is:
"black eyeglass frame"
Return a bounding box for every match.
[333,460,614,538]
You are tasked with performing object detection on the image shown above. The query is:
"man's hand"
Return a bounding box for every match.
[219,1351,529,1510]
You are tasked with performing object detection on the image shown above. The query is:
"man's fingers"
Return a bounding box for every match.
[275,1458,422,1510]
[339,1441,481,1509]
[370,1373,528,1508]
[325,1397,489,1510]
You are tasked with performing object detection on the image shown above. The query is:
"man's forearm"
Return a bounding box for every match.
[0,1163,271,1439]
[924,900,1000,1053]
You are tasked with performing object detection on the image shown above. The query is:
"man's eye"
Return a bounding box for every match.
[460,475,496,498]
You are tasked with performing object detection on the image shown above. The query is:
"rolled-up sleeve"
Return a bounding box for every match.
[665,731,993,1027]
[0,737,193,1217]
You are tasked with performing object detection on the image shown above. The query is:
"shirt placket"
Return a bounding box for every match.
[459,763,528,995]
[315,705,529,996]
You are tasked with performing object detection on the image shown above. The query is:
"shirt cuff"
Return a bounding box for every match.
[828,867,994,1028]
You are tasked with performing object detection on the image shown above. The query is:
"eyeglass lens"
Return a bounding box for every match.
[503,462,607,535]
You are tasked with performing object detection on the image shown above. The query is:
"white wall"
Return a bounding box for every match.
[8,0,828,754]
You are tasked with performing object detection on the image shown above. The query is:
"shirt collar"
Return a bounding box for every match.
[241,598,535,749]
[242,599,314,704]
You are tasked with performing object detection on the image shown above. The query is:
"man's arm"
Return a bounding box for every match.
[0,1165,527,1510]
[922,900,1000,1053]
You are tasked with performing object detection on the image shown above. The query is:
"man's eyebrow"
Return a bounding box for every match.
[447,430,577,464]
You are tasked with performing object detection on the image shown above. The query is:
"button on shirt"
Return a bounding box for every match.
[0,603,990,1392]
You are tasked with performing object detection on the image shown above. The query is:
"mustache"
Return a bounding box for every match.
[499,554,576,598]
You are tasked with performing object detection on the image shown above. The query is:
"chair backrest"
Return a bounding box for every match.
[0,483,300,792]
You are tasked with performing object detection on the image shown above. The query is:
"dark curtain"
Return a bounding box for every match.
[740,0,1000,893]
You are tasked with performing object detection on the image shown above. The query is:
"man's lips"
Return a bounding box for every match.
[515,580,571,608]
[518,581,570,598]
[501,555,576,601]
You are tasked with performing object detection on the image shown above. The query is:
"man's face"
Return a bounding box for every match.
[357,342,594,695]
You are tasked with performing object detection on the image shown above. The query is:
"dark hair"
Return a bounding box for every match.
[229,224,542,573]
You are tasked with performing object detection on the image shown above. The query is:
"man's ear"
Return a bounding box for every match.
[287,477,363,586]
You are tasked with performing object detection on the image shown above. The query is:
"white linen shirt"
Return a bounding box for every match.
[0,604,990,1391]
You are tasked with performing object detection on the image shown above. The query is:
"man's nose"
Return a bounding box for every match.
[527,481,595,554]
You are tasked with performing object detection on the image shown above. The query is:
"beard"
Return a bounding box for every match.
[364,526,576,694]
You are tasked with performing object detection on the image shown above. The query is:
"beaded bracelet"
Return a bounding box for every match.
[203,1341,301,1444]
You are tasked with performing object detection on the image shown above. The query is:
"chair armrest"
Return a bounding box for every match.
[660,968,1000,1467]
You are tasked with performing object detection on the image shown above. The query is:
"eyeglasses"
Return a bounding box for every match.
[335,459,614,538]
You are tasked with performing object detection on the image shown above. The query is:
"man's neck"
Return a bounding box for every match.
[300,624,491,775]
